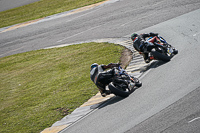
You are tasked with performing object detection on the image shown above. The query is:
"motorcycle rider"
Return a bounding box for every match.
[90,63,120,97]
[131,32,159,63]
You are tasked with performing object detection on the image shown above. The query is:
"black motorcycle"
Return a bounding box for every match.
[144,35,178,62]
[108,66,142,97]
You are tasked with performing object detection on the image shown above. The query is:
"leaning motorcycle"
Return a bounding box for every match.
[108,66,142,98]
[144,35,178,62]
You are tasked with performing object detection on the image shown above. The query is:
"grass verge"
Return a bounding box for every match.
[0,0,105,28]
[0,42,124,133]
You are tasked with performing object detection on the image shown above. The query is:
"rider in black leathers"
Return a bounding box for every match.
[131,32,158,63]
[90,63,120,97]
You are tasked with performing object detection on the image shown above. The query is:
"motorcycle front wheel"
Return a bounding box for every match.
[132,77,142,87]
[108,82,130,98]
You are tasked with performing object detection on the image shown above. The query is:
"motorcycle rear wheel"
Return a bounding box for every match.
[108,82,130,98]
[151,51,171,62]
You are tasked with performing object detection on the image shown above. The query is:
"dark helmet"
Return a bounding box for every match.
[131,33,138,41]
[91,63,98,70]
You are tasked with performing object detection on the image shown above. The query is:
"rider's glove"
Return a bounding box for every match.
[116,63,121,67]
[108,63,121,68]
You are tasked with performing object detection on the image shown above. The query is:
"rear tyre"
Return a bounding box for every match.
[151,51,171,62]
[108,82,130,98]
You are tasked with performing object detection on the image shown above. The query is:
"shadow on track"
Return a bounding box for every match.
[140,60,168,73]
[94,96,125,109]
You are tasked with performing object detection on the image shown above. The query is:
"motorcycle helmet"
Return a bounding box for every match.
[91,63,98,70]
[131,33,138,41]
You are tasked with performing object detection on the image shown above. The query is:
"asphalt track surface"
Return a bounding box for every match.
[0,0,200,133]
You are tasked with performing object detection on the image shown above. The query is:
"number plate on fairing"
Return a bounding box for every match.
[167,48,173,56]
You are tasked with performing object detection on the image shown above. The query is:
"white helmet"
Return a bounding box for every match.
[91,63,98,70]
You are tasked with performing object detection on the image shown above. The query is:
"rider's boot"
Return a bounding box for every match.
[145,55,155,63]
[143,53,150,63]
[101,93,107,97]
[145,59,150,63]
[101,90,111,97]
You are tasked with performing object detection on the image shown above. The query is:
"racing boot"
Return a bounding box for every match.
[145,58,150,63]
[101,90,111,97]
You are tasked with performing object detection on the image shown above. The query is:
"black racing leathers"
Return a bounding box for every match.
[133,33,158,52]
[133,33,158,61]
[90,65,114,91]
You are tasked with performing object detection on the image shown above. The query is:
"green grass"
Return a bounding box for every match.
[0,42,124,133]
[0,0,105,28]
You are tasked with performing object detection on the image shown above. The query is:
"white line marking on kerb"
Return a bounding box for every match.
[188,117,200,123]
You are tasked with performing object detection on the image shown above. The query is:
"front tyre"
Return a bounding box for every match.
[173,49,178,55]
[108,82,130,98]
[130,76,142,87]
[135,80,142,88]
